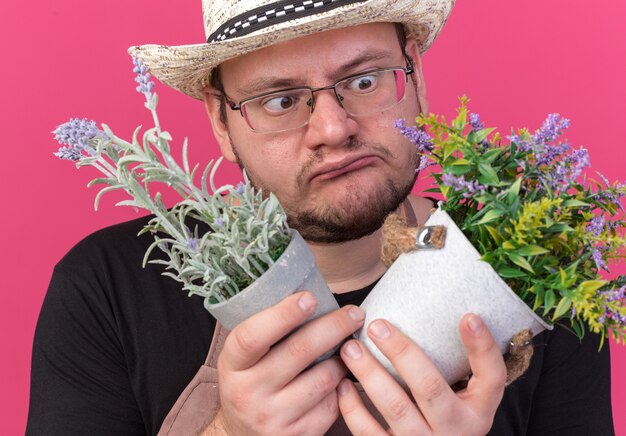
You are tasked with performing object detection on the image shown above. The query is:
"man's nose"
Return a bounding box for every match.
[304,90,359,150]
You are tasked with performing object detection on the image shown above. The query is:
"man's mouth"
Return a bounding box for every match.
[310,155,380,182]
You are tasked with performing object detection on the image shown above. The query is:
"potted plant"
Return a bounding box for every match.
[53,58,339,331]
[357,97,626,385]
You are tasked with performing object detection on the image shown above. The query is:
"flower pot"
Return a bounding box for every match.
[357,208,552,386]
[205,230,339,332]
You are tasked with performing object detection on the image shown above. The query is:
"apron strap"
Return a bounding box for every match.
[205,321,229,368]
[402,198,418,226]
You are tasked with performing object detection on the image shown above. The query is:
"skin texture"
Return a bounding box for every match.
[202,23,506,435]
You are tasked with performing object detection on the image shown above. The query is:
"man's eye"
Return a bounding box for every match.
[262,95,298,113]
[347,74,379,92]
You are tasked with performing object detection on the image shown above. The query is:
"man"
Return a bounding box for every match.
[28,0,614,435]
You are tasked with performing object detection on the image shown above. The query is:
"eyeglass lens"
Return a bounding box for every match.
[241,68,408,133]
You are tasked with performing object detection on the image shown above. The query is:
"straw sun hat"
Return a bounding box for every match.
[128,0,455,101]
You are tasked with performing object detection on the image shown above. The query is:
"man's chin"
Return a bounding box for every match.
[286,181,413,243]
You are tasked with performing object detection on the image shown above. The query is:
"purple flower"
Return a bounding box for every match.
[598,285,626,327]
[213,217,225,227]
[441,173,487,198]
[468,113,485,132]
[53,118,108,160]
[54,146,84,161]
[395,119,434,152]
[235,182,245,195]
[416,155,435,172]
[186,238,199,251]
[508,133,534,153]
[538,146,590,192]
[567,148,590,178]
[591,248,608,272]
[133,57,155,103]
[604,285,626,303]
[534,141,570,167]
[595,188,626,212]
[598,172,611,187]
[593,176,626,212]
[586,216,605,237]
[533,113,571,145]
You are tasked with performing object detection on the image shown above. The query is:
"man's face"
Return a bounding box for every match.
[205,22,428,243]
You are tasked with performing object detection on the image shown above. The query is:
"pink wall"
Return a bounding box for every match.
[2,0,624,434]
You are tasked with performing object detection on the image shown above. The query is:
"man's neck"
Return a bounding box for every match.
[307,229,387,294]
[306,195,435,294]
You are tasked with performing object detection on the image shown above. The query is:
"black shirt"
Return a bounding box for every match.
[27,215,614,435]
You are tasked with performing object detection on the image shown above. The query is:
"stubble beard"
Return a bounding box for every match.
[230,136,419,244]
[288,171,417,243]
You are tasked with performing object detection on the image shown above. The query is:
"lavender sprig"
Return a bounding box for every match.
[394,119,433,153]
[468,113,484,132]
[441,173,486,198]
[53,118,109,160]
[533,113,571,144]
[54,57,292,304]
[133,57,155,104]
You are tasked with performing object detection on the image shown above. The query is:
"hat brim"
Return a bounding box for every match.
[128,0,454,100]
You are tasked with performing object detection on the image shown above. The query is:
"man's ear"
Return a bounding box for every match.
[404,38,429,115]
[203,87,238,163]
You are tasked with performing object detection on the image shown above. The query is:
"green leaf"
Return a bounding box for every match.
[552,297,572,321]
[516,245,550,256]
[475,209,504,225]
[545,223,575,233]
[508,253,534,273]
[450,158,470,165]
[87,177,118,188]
[424,187,442,193]
[506,178,522,203]
[562,199,591,208]
[578,280,608,294]
[502,240,516,250]
[468,127,495,145]
[532,284,545,311]
[543,290,556,315]
[447,165,472,176]
[452,103,467,131]
[497,267,527,278]
[117,155,152,166]
[572,319,584,339]
[478,162,499,185]
[115,199,141,208]
[94,185,123,210]
[486,225,504,245]
[480,146,501,163]
[559,268,567,286]
[159,131,173,141]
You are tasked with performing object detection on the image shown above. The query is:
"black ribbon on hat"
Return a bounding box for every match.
[208,0,368,43]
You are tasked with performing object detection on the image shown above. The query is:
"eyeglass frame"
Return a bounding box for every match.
[221,56,415,133]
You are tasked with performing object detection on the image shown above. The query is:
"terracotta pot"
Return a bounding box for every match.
[357,208,552,386]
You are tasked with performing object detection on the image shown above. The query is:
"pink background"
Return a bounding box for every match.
[1,0,624,434]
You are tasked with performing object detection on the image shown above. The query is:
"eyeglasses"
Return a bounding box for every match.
[223,58,414,133]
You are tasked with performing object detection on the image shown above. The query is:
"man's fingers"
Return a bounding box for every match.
[340,338,428,434]
[337,379,387,436]
[260,304,365,385]
[278,356,347,423]
[219,291,317,371]
[290,388,342,436]
[363,319,458,432]
[459,313,507,415]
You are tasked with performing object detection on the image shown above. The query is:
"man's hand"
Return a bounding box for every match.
[210,291,365,435]
[337,313,507,435]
